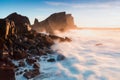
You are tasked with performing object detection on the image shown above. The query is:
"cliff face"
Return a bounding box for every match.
[0,19,6,38]
[5,12,31,34]
[0,13,31,39]
[32,12,77,34]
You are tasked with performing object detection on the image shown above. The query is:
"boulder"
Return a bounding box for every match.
[37,49,46,56]
[64,37,72,42]
[23,69,40,79]
[13,49,27,60]
[16,71,23,75]
[33,62,40,69]
[29,49,39,55]
[26,58,37,65]
[18,61,25,67]
[35,56,40,61]
[49,35,72,42]
[47,58,55,62]
[57,54,65,61]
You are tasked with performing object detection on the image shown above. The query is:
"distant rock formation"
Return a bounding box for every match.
[32,12,77,34]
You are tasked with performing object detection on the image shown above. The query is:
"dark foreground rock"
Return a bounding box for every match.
[26,58,37,65]
[13,50,27,60]
[18,61,25,67]
[23,69,40,79]
[49,35,72,42]
[0,66,15,80]
[33,62,40,69]
[47,58,56,62]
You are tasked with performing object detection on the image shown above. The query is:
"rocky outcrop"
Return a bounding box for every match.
[0,12,72,80]
[0,13,31,40]
[6,12,31,34]
[23,69,40,79]
[32,12,77,34]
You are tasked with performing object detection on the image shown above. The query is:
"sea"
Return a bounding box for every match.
[17,29,120,80]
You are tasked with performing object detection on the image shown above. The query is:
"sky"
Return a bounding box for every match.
[0,0,120,28]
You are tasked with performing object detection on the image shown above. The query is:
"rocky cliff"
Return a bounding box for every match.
[0,13,31,39]
[5,12,31,35]
[32,12,77,34]
[0,12,71,80]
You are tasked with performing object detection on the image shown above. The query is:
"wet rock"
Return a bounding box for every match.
[0,66,15,80]
[49,35,72,42]
[43,47,53,54]
[15,68,19,72]
[13,49,27,60]
[16,71,23,75]
[29,49,39,55]
[64,37,72,42]
[23,69,40,79]
[33,62,40,69]
[47,58,55,62]
[16,72,19,75]
[95,43,102,46]
[26,58,37,65]
[18,61,25,67]
[37,49,46,56]
[24,69,28,72]
[45,36,54,46]
[19,71,23,74]
[35,56,40,61]
[57,54,65,61]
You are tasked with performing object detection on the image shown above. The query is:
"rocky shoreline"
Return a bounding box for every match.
[0,12,72,80]
[0,29,71,80]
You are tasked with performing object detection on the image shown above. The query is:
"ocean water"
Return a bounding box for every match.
[17,29,120,80]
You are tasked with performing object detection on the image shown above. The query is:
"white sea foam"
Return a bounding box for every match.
[16,29,120,80]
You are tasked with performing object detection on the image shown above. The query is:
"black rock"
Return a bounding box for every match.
[0,66,15,80]
[26,58,37,65]
[18,61,25,67]
[23,69,40,79]
[13,49,27,60]
[57,54,65,61]
[33,62,40,69]
[47,58,55,62]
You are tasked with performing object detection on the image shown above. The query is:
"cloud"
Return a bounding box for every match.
[45,1,69,6]
[45,1,120,9]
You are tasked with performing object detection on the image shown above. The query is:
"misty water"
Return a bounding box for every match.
[17,29,120,80]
